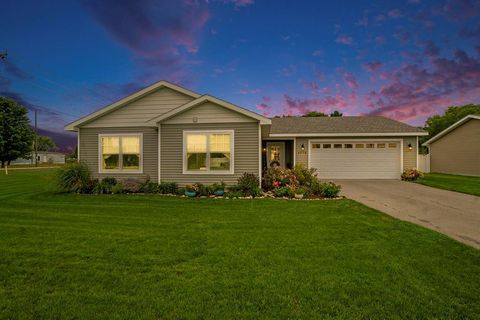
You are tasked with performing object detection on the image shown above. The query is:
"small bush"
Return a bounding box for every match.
[102,177,117,187]
[177,187,186,195]
[111,183,124,194]
[319,182,342,198]
[273,186,295,198]
[141,181,159,194]
[225,185,244,198]
[93,181,112,194]
[83,179,98,194]
[237,173,261,197]
[122,179,143,193]
[262,167,298,191]
[401,169,423,181]
[56,162,91,193]
[292,164,318,188]
[212,181,226,191]
[158,182,178,194]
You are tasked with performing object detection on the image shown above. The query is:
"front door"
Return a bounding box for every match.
[266,142,285,168]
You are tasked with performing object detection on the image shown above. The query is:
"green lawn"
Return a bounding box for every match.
[1,170,479,319]
[416,172,480,196]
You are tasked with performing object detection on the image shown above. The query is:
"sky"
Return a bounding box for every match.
[1,0,480,134]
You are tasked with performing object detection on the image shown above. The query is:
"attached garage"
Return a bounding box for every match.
[308,140,402,179]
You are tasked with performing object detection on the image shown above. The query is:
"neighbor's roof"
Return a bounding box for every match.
[423,114,480,146]
[269,116,427,137]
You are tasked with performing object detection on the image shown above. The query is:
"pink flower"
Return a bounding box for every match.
[273,181,280,188]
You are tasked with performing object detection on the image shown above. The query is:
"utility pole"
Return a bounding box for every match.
[34,109,38,167]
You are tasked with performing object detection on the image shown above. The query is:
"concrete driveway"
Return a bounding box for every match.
[338,180,480,249]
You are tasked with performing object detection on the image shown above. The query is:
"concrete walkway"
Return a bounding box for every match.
[338,180,480,249]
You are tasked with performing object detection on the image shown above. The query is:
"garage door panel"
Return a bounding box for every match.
[309,141,401,179]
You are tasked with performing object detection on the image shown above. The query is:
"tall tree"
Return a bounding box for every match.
[302,111,327,117]
[37,135,57,151]
[424,104,480,139]
[330,110,343,117]
[0,97,34,167]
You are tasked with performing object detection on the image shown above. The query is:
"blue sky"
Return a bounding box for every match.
[1,0,480,133]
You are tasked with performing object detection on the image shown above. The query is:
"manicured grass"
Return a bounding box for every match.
[0,170,479,319]
[415,172,480,196]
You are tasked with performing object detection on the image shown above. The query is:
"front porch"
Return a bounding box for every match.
[261,139,295,173]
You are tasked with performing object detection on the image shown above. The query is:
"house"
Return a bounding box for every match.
[423,115,480,176]
[11,151,66,165]
[65,80,427,184]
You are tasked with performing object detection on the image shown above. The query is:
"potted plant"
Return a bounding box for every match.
[212,181,226,196]
[294,186,306,199]
[185,184,198,197]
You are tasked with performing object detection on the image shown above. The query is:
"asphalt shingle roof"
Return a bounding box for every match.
[269,116,425,134]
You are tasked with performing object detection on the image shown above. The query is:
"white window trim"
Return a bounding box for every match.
[98,133,143,174]
[182,130,235,175]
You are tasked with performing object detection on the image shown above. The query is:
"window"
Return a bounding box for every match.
[312,143,321,149]
[184,131,233,173]
[100,134,141,172]
[377,143,386,148]
[366,143,375,148]
[344,143,353,149]
[334,144,343,149]
[388,143,397,148]
[323,144,331,149]
[355,144,364,148]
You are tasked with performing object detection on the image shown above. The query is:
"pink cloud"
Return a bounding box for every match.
[388,9,402,18]
[336,34,353,45]
[366,49,480,122]
[226,0,255,7]
[282,94,350,116]
[363,61,384,72]
[375,35,386,45]
[338,70,358,91]
[256,96,272,116]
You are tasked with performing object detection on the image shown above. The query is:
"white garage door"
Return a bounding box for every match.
[309,141,401,179]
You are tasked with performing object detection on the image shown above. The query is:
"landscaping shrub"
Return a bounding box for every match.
[102,177,117,187]
[111,183,124,194]
[158,182,178,194]
[292,164,318,188]
[93,180,112,194]
[122,179,143,193]
[56,162,91,193]
[262,167,298,191]
[225,185,244,198]
[319,182,342,198]
[212,181,226,192]
[177,187,186,196]
[401,169,423,181]
[237,173,261,197]
[140,181,159,194]
[273,186,295,198]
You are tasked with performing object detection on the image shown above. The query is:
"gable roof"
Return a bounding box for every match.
[64,80,200,131]
[147,95,271,125]
[268,116,427,137]
[423,114,480,146]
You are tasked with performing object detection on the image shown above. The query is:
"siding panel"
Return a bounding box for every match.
[161,123,259,185]
[79,127,158,181]
[83,87,193,127]
[163,102,255,124]
[430,119,480,176]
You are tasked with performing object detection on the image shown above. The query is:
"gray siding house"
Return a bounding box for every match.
[65,80,427,184]
[423,115,480,176]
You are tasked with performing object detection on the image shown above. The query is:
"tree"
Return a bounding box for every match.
[0,97,34,167]
[424,104,480,138]
[330,110,343,117]
[419,104,480,153]
[37,135,56,151]
[302,111,327,117]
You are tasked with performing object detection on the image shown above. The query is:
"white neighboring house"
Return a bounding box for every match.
[11,151,66,165]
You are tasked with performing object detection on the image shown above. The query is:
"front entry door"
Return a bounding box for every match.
[266,142,285,168]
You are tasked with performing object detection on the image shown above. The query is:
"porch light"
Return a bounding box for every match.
[262,147,266,152]
[301,144,305,151]
[408,143,413,150]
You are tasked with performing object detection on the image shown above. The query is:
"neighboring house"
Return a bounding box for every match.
[11,151,66,165]
[423,115,480,176]
[65,80,427,184]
